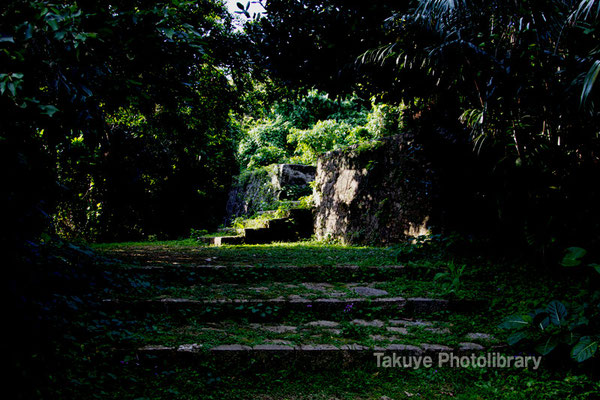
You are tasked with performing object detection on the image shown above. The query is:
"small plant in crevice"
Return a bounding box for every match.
[297,195,314,209]
[340,322,369,340]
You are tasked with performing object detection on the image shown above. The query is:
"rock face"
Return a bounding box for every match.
[270,164,316,200]
[313,135,434,245]
[225,164,316,222]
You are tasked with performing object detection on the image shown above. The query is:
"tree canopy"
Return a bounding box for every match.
[1,0,250,241]
[2,0,600,250]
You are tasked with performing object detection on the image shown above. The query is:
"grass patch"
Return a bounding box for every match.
[92,240,399,267]
[15,237,599,398]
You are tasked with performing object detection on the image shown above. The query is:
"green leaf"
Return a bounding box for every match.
[507,331,529,345]
[74,33,89,43]
[237,2,245,11]
[162,28,175,39]
[80,85,93,97]
[499,314,531,330]
[588,263,600,274]
[0,36,14,43]
[562,258,581,267]
[571,337,598,362]
[561,247,587,267]
[538,316,550,330]
[23,23,33,40]
[566,247,587,258]
[546,300,567,326]
[535,336,558,355]
[39,105,59,117]
[47,19,59,31]
[7,82,16,96]
[433,272,447,281]
[562,332,581,346]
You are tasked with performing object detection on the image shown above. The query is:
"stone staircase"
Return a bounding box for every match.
[208,208,314,246]
[102,252,498,372]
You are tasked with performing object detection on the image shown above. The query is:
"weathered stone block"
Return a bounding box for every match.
[225,164,316,222]
[313,135,433,244]
[270,164,316,200]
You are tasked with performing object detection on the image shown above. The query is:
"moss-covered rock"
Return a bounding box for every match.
[226,164,316,222]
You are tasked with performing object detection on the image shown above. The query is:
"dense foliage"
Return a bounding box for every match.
[248,0,600,251]
[1,0,247,242]
[237,90,403,169]
[5,1,600,396]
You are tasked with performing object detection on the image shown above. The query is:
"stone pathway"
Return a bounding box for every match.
[102,249,496,371]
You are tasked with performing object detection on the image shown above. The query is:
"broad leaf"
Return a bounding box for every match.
[535,336,558,355]
[546,300,567,325]
[507,331,529,345]
[532,309,550,330]
[571,337,598,362]
[499,314,531,330]
[561,247,587,267]
[588,263,600,274]
[39,105,59,117]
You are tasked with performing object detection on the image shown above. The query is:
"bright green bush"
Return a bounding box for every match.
[237,90,404,170]
[246,146,288,169]
[288,120,374,164]
[237,116,292,169]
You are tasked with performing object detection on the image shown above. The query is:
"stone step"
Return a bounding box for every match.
[102,280,459,307]
[209,208,313,246]
[243,227,273,244]
[209,236,245,246]
[206,224,310,246]
[107,264,428,283]
[121,318,497,347]
[102,296,482,321]
[133,341,498,371]
[112,314,500,371]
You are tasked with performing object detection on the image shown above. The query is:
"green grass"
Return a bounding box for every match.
[92,238,201,249]
[21,238,599,399]
[92,239,400,267]
[87,309,470,349]
[49,354,600,399]
[104,280,445,301]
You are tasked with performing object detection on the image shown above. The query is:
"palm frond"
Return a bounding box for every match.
[571,0,600,21]
[581,59,600,106]
[415,0,467,19]
[358,43,398,66]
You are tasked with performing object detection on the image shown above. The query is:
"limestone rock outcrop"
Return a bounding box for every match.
[313,135,434,244]
[226,164,315,222]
